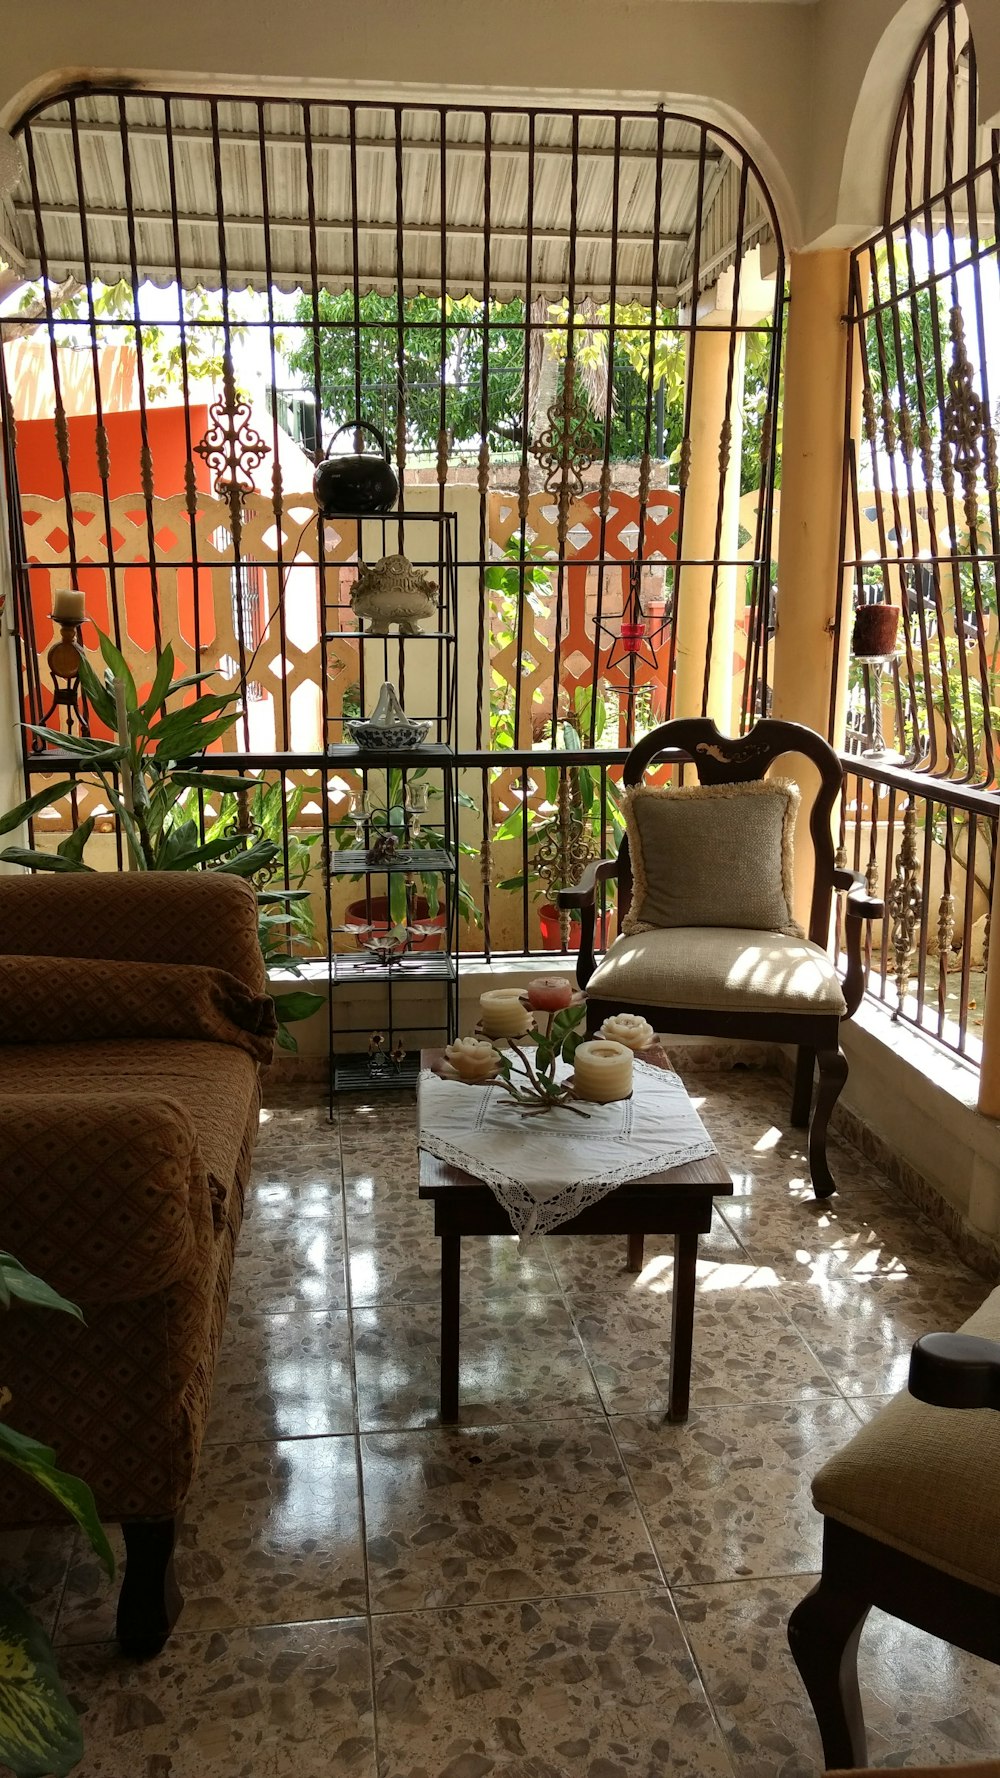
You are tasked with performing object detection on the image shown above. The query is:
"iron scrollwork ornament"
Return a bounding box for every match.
[195,360,270,545]
[940,306,992,534]
[532,356,597,535]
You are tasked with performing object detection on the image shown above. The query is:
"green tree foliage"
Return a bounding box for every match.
[864,243,948,436]
[286,290,528,454]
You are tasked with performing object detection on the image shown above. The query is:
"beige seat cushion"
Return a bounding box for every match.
[812,1284,1000,1594]
[587,926,847,1015]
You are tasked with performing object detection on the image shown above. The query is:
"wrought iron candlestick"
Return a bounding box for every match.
[34,615,90,751]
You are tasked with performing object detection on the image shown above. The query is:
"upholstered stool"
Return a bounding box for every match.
[789,1285,1000,1770]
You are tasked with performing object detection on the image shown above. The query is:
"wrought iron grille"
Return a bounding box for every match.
[0,85,784,958]
[840,0,1000,787]
[837,1,1000,1061]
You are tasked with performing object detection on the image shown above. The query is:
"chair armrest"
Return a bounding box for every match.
[556,859,619,910]
[0,1095,214,1305]
[908,1332,1000,1411]
[834,868,885,923]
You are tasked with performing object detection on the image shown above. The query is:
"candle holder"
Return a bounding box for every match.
[478,1000,590,1118]
[34,615,90,752]
[854,655,902,763]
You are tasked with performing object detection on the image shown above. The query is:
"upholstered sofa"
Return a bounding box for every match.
[0,871,273,1655]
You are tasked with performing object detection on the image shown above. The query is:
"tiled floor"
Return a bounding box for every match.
[8,1064,1000,1777]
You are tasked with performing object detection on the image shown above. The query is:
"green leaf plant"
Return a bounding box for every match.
[0,1253,114,1777]
[0,631,322,1048]
[335,763,482,932]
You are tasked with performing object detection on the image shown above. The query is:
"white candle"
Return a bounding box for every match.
[444,1037,500,1082]
[597,1014,656,1054]
[52,586,85,623]
[573,1038,633,1103]
[478,989,534,1039]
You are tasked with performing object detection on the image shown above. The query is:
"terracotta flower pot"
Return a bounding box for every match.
[537,901,611,953]
[344,894,445,952]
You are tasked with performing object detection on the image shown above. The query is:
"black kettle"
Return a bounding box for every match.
[312,422,399,517]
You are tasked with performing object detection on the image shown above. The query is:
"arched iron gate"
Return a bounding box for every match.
[838,0,1000,1056]
[0,87,784,961]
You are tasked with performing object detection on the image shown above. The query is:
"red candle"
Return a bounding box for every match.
[525,976,574,1011]
[620,621,646,654]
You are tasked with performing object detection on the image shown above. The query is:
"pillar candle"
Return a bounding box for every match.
[573,1038,633,1103]
[478,989,534,1039]
[52,586,86,622]
[525,976,574,1012]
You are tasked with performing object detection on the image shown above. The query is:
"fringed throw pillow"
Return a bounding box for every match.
[621,778,803,937]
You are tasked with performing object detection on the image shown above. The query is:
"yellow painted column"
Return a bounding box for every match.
[771,248,857,928]
[673,325,746,728]
[772,249,855,737]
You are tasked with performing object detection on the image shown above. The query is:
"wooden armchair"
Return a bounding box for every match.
[557,717,883,1197]
[788,1288,1000,1769]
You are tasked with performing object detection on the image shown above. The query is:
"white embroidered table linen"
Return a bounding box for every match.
[418,1057,718,1237]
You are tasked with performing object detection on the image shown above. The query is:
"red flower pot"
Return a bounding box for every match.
[538,901,611,953]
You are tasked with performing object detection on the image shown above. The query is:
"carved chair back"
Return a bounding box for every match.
[613,718,844,951]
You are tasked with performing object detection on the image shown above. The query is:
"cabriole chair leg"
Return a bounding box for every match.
[788,1572,871,1770]
[809,1046,848,1198]
[791,1046,815,1128]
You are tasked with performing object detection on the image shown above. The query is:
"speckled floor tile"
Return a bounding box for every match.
[0,1526,73,1638]
[346,1181,559,1305]
[613,1400,862,1585]
[362,1421,660,1611]
[568,1284,838,1415]
[13,1065,997,1778]
[244,1173,341,1223]
[545,1217,750,1298]
[353,1297,602,1430]
[371,1591,734,1778]
[719,1172,981,1288]
[205,1310,355,1441]
[57,1436,366,1644]
[675,1573,1000,1777]
[228,1221,347,1313]
[780,1271,989,1397]
[59,1619,375,1776]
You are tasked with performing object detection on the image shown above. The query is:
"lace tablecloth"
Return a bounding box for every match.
[417,1057,718,1237]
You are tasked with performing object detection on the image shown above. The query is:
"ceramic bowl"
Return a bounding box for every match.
[345,717,431,750]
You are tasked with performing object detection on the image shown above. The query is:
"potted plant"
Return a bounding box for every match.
[493,691,625,953]
[339,763,481,950]
[0,631,324,1049]
[0,1251,114,1777]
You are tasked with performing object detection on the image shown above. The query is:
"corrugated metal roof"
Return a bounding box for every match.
[9,92,774,305]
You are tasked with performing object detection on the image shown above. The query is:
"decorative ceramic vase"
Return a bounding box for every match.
[350,555,438,636]
[346,681,431,750]
[312,423,399,516]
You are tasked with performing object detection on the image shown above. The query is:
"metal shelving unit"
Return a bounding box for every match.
[321,509,460,1106]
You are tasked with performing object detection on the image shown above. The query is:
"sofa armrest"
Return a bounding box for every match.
[908,1332,1000,1411]
[0,1094,215,1305]
[0,872,265,993]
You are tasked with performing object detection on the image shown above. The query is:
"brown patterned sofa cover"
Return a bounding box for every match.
[0,871,271,1656]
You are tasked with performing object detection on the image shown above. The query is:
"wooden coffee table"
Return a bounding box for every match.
[418,1047,733,1424]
